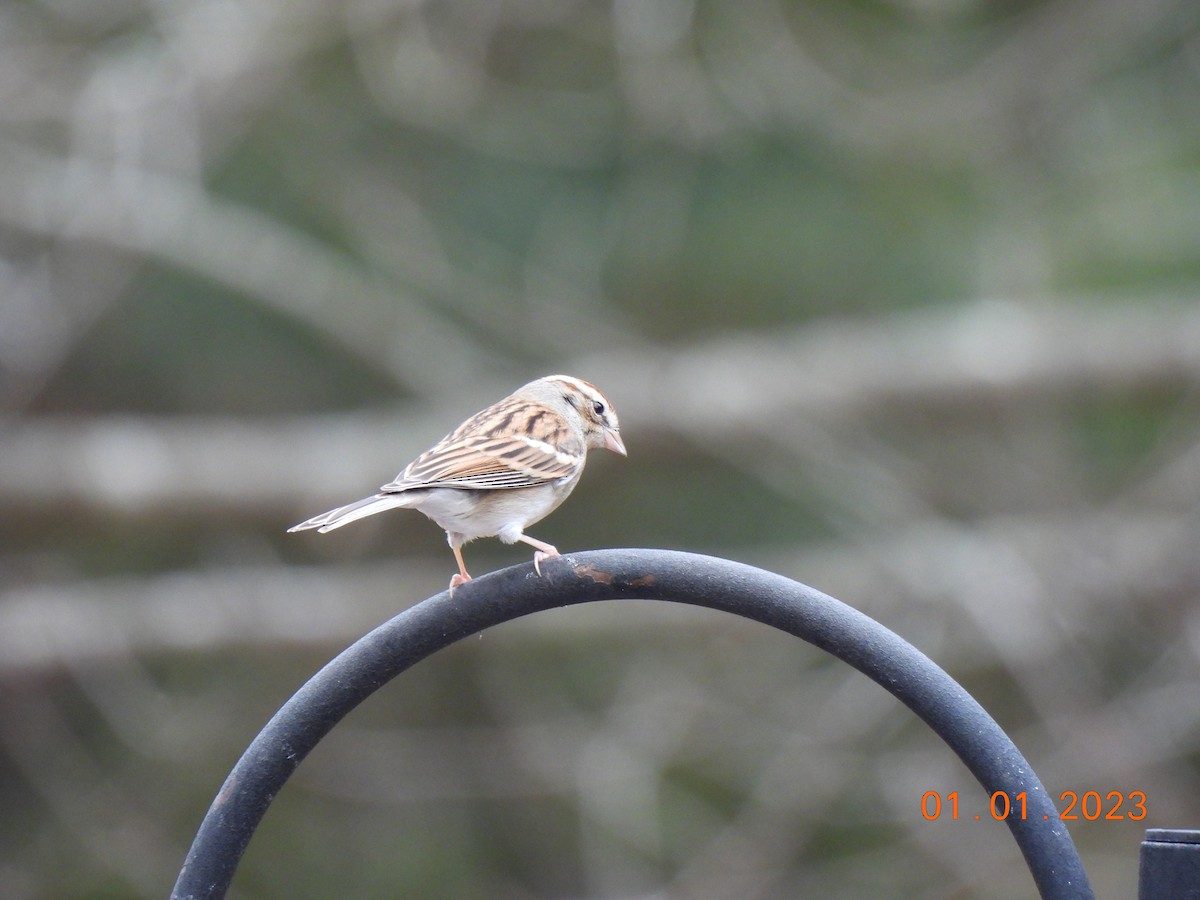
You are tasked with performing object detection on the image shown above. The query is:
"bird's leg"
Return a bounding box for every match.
[517,534,560,576]
[448,535,471,593]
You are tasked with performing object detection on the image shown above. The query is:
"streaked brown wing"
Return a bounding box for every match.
[383,430,584,493]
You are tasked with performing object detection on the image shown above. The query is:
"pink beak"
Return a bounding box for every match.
[604,430,627,456]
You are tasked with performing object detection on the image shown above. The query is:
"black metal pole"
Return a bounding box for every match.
[170,548,1093,900]
[1139,829,1200,898]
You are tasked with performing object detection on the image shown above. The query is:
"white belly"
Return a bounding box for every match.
[409,480,572,543]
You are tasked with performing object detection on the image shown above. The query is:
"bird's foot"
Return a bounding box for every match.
[532,547,560,576]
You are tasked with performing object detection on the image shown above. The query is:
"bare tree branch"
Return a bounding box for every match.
[3,509,1193,674]
[2,297,1197,515]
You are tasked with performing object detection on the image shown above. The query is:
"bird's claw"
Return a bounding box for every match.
[532,548,560,576]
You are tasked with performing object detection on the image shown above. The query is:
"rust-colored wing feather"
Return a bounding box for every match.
[381,399,584,493]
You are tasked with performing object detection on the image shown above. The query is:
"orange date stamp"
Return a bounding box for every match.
[921,790,1147,822]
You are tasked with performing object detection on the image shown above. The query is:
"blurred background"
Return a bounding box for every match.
[2,0,1199,897]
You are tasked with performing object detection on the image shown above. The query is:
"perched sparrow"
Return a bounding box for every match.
[288,375,626,590]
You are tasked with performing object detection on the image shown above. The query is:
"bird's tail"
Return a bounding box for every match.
[287,493,416,533]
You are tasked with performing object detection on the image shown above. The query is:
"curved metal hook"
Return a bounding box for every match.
[171,549,1094,899]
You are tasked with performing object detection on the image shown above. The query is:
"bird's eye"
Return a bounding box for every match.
[592,400,605,416]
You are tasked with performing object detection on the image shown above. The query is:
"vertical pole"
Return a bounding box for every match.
[1139,829,1200,899]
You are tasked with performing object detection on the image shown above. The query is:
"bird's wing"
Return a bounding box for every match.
[383,401,584,492]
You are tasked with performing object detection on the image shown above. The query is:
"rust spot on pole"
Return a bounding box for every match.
[571,565,656,590]
[573,564,614,585]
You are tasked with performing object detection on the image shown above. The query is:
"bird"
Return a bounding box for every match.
[288,374,626,591]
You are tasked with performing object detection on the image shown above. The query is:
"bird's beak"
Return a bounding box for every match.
[604,430,627,456]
